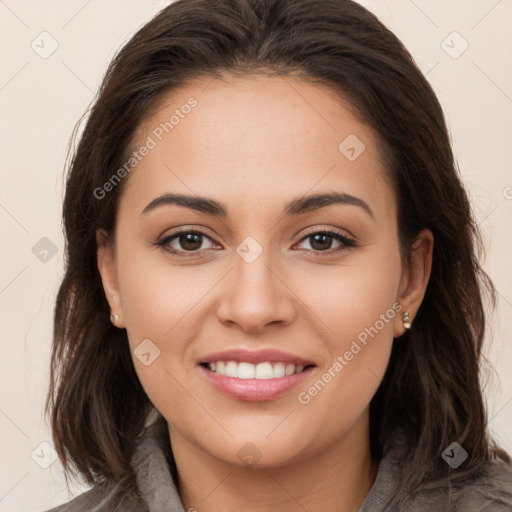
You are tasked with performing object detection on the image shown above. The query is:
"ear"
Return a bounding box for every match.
[96,229,125,327]
[394,228,434,337]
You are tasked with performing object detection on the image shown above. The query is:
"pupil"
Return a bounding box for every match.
[181,233,202,251]
[311,234,332,251]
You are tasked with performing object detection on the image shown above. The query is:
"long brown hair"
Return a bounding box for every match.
[46,0,510,494]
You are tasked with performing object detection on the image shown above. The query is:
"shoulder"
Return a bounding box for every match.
[42,479,147,512]
[451,459,512,510]
[41,411,175,512]
[362,429,512,511]
[407,457,512,511]
[43,487,102,512]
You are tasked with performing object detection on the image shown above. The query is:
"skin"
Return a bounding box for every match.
[97,74,433,512]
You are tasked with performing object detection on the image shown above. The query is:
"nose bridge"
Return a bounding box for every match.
[235,238,276,297]
[216,233,295,331]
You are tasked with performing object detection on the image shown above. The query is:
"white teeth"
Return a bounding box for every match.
[237,362,255,379]
[207,360,309,379]
[255,362,273,379]
[225,361,238,378]
[273,362,286,378]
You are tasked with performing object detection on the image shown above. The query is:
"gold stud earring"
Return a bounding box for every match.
[403,311,411,330]
[111,313,119,326]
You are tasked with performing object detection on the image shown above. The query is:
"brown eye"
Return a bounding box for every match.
[176,232,205,251]
[296,230,356,253]
[309,233,335,251]
[157,229,216,255]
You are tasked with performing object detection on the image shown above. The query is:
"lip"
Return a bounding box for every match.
[197,348,316,366]
[198,364,316,401]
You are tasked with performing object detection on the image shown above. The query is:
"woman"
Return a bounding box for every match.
[45,0,512,510]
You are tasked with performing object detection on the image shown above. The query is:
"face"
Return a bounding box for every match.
[97,74,432,468]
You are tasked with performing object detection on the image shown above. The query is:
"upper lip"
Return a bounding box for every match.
[198,348,316,367]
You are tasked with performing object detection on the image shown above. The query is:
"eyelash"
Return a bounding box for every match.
[156,228,357,257]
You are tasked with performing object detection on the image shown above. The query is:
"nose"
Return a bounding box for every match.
[216,245,296,333]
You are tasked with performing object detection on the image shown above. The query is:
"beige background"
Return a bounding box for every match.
[0,1,511,510]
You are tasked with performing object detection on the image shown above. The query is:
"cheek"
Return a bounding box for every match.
[299,244,402,343]
[114,243,213,398]
[292,247,400,420]
[117,245,209,342]
[115,255,203,414]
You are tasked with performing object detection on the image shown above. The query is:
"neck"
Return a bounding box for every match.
[169,413,378,512]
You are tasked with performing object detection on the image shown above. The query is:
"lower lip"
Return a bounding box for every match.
[198,365,315,401]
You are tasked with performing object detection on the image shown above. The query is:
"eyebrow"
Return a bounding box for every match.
[141,191,375,220]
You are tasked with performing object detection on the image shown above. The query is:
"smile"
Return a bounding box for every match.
[198,362,316,401]
[204,361,309,379]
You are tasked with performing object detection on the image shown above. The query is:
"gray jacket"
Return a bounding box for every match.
[45,412,512,511]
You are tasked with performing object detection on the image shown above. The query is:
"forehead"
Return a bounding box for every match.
[120,74,395,222]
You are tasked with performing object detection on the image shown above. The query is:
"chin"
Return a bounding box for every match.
[209,433,312,469]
